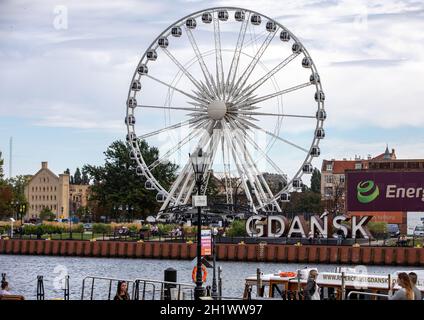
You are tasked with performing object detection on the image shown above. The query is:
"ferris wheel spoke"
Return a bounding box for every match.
[233,52,300,105]
[145,74,209,105]
[227,119,279,206]
[225,12,251,98]
[237,82,313,108]
[229,117,288,182]
[137,104,206,112]
[213,11,225,100]
[159,122,214,209]
[232,110,315,119]
[184,27,218,99]
[230,115,309,153]
[229,28,278,99]
[148,126,204,170]
[138,118,197,139]
[161,47,213,100]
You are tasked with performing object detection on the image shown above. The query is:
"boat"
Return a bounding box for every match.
[243,267,424,300]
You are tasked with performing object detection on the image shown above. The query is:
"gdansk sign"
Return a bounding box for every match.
[246,214,372,239]
[347,171,424,211]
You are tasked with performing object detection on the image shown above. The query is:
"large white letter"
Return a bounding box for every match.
[287,216,307,238]
[246,215,265,237]
[351,216,372,239]
[310,215,328,238]
[332,215,348,238]
[267,216,288,238]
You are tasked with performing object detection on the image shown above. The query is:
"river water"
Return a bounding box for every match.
[0,254,420,300]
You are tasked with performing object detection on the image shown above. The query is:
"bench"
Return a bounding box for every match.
[0,294,25,300]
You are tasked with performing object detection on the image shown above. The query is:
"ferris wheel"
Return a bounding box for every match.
[125,7,326,214]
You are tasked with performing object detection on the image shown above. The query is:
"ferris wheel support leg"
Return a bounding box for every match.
[227,121,273,210]
[221,120,261,211]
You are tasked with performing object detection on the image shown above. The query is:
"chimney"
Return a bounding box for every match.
[41,161,48,169]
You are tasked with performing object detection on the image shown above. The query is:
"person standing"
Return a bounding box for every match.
[114,281,130,300]
[408,272,422,300]
[389,272,415,300]
[304,270,320,300]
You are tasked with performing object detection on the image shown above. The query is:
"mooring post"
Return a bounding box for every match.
[256,268,262,297]
[36,275,45,300]
[164,267,177,300]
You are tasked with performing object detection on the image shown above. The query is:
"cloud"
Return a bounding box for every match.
[1,0,424,177]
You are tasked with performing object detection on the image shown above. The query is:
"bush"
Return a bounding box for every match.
[39,208,56,221]
[227,220,247,237]
[367,222,388,237]
[92,223,113,234]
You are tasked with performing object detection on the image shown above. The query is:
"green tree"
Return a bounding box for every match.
[81,167,90,185]
[310,168,321,194]
[282,191,323,214]
[83,139,178,220]
[74,167,82,184]
[39,207,56,221]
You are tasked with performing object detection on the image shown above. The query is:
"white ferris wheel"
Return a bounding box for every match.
[125,7,326,214]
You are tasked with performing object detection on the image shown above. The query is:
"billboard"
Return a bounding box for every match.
[346,171,424,211]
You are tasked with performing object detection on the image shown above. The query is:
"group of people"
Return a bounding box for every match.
[303,270,422,300]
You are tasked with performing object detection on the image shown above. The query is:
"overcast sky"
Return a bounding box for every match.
[0,0,423,178]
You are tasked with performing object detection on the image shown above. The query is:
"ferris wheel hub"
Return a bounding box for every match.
[207,100,227,120]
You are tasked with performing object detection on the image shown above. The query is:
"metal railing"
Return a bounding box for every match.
[81,275,195,300]
[347,291,388,300]
[81,276,136,300]
[133,278,195,300]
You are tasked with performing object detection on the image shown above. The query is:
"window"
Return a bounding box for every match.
[340,175,345,183]
[324,187,333,197]
[355,163,362,170]
[325,175,334,184]
[326,164,333,171]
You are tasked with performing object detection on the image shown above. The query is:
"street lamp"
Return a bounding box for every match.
[211,227,219,299]
[190,148,209,300]
[10,218,15,238]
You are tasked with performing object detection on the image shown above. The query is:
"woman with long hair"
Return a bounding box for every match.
[114,281,130,300]
[389,272,415,300]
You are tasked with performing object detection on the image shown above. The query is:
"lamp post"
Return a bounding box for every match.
[211,227,218,299]
[190,148,209,300]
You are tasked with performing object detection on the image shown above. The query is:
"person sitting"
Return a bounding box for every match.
[0,281,11,296]
[114,281,130,300]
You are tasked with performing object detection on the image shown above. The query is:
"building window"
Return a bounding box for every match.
[355,163,362,170]
[325,175,334,184]
[324,187,333,197]
[326,164,333,171]
[340,175,345,183]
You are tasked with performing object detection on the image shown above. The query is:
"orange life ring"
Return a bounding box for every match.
[192,265,208,283]
[279,271,297,278]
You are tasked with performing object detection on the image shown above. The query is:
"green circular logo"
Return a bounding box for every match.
[357,180,380,204]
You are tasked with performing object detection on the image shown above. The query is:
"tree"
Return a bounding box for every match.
[81,167,90,185]
[0,150,4,181]
[39,207,55,221]
[310,168,321,194]
[73,167,82,185]
[83,139,178,220]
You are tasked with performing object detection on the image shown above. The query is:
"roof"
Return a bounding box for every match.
[321,147,397,174]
